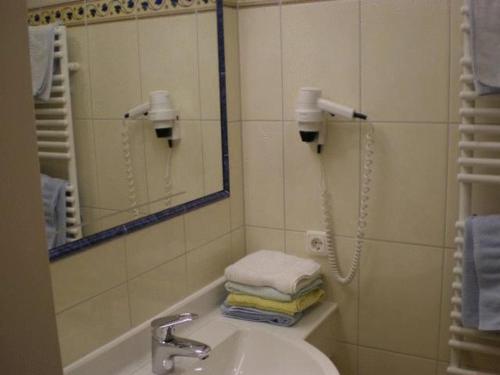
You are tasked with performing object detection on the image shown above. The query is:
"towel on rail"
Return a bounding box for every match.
[29,24,56,101]
[462,215,500,331]
[468,0,500,95]
[40,174,67,248]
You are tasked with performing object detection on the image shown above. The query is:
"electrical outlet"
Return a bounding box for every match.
[306,230,328,256]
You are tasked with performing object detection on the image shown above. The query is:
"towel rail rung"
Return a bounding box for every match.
[447,366,498,375]
[458,173,500,184]
[449,339,500,356]
[460,107,500,118]
[38,151,70,160]
[450,326,500,343]
[459,140,500,151]
[458,157,500,168]
[36,130,68,138]
[35,119,68,127]
[459,124,500,134]
[37,141,69,149]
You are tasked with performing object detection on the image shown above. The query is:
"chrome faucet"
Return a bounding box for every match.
[151,313,211,374]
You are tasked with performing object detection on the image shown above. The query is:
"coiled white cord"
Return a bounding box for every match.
[163,147,173,208]
[121,119,140,217]
[320,124,375,285]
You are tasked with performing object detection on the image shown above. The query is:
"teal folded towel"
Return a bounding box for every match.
[462,215,500,331]
[224,277,323,302]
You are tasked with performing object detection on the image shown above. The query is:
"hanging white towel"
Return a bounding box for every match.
[224,249,321,295]
[29,24,55,101]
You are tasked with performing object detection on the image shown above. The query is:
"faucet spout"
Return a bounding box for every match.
[151,313,211,374]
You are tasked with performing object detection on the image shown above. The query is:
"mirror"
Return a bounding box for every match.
[26,0,228,259]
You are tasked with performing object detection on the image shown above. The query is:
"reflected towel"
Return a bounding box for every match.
[224,250,321,294]
[29,24,55,100]
[225,277,323,302]
[225,288,325,316]
[462,215,500,331]
[220,303,302,327]
[40,174,67,248]
[468,0,500,95]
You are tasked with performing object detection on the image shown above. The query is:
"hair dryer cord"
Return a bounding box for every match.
[320,125,374,285]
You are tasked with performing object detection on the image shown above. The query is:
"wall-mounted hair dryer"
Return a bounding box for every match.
[295,87,367,152]
[124,90,179,147]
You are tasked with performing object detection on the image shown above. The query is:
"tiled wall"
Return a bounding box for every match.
[55,9,226,235]
[237,0,500,374]
[51,7,245,366]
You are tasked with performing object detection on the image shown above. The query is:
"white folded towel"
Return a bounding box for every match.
[224,250,321,294]
[29,24,56,101]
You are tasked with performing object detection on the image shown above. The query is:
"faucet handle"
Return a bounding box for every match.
[151,313,198,341]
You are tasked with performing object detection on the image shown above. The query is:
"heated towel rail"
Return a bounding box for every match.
[35,25,82,242]
[447,4,500,375]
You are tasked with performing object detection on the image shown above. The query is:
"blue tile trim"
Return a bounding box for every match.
[49,1,231,261]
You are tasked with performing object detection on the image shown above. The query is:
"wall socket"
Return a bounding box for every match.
[306,230,328,256]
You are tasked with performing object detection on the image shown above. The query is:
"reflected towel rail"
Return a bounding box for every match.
[35,25,82,241]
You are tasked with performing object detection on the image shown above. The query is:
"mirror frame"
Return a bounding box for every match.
[49,0,229,261]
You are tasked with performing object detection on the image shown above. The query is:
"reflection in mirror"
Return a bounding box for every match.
[27,0,224,252]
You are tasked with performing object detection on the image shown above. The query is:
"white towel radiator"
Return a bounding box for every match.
[447,3,500,374]
[35,25,82,242]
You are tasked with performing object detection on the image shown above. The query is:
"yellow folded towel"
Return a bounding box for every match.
[226,288,325,316]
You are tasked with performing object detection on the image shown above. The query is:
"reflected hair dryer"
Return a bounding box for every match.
[125,90,179,146]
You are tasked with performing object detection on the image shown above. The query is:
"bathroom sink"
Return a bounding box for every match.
[131,318,339,375]
[182,329,337,375]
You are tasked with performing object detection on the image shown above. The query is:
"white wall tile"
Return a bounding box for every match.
[282,0,360,121]
[239,5,282,120]
[186,234,232,292]
[87,20,141,119]
[358,347,437,375]
[197,11,220,121]
[56,285,130,366]
[125,216,185,278]
[51,238,126,313]
[138,14,200,120]
[128,256,188,326]
[184,199,231,251]
[361,0,449,122]
[242,121,284,228]
[201,121,223,195]
[364,123,448,246]
[245,225,284,253]
[67,26,92,119]
[359,240,443,358]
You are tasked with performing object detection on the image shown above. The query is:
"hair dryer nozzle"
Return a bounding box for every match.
[299,131,318,143]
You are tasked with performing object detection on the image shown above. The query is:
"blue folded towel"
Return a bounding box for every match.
[462,215,500,331]
[468,0,500,95]
[40,174,68,248]
[220,303,302,327]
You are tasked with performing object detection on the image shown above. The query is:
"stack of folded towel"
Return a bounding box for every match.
[221,250,325,327]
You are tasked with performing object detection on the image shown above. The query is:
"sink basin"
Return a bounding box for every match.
[182,329,338,375]
[132,318,339,375]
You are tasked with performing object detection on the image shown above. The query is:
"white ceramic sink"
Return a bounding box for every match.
[65,278,339,375]
[131,317,339,375]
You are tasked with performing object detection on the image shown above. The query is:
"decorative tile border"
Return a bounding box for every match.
[49,0,229,261]
[28,0,217,26]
